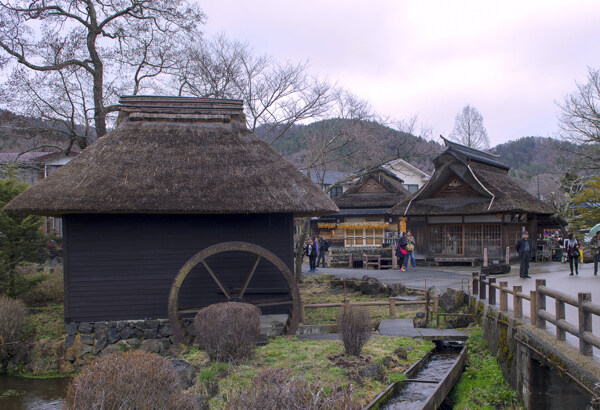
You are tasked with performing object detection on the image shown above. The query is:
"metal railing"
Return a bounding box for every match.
[472,272,600,356]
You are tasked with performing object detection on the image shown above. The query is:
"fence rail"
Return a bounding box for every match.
[472,272,600,356]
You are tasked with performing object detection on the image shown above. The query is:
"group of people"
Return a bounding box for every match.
[516,230,600,278]
[304,235,329,273]
[396,231,416,271]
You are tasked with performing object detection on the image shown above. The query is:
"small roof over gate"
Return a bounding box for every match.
[4,96,339,217]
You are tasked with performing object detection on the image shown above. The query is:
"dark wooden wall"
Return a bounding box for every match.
[63,213,294,322]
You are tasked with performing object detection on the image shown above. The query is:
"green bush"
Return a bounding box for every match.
[18,268,64,307]
[65,351,195,409]
[194,302,260,362]
[0,296,28,363]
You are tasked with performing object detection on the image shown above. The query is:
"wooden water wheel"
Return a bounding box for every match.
[168,241,300,345]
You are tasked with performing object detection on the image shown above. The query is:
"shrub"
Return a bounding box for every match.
[337,305,373,356]
[194,302,260,362]
[0,296,27,362]
[18,268,64,306]
[227,368,361,410]
[65,351,195,409]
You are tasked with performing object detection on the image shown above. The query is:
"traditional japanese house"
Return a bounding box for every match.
[314,167,412,248]
[4,96,338,344]
[388,137,562,264]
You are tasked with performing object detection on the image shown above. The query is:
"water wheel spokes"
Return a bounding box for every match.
[168,241,300,345]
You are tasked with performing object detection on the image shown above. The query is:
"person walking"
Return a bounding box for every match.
[515,231,532,279]
[397,232,408,271]
[405,231,417,270]
[565,232,580,276]
[590,231,600,276]
[305,237,317,273]
[317,235,329,268]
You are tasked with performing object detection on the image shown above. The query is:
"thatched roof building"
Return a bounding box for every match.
[388,138,562,263]
[3,96,337,344]
[5,96,337,216]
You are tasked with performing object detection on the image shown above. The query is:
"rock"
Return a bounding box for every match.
[394,347,408,360]
[360,276,387,295]
[382,356,398,368]
[80,334,94,346]
[117,321,127,331]
[65,323,78,336]
[124,338,140,347]
[140,339,163,354]
[93,339,109,355]
[120,326,136,340]
[99,345,122,357]
[79,344,93,357]
[64,334,76,349]
[145,320,160,330]
[359,363,386,381]
[481,264,511,275]
[438,289,468,313]
[143,328,158,339]
[78,322,93,334]
[427,286,443,299]
[170,359,197,389]
[388,283,408,296]
[415,312,426,319]
[445,314,472,328]
[159,323,173,337]
[413,318,428,328]
[108,328,121,344]
[94,323,107,335]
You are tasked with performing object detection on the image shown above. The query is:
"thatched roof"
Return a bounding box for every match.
[334,170,411,209]
[4,96,339,217]
[389,138,557,217]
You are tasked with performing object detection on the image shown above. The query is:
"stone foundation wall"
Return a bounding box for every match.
[65,319,177,358]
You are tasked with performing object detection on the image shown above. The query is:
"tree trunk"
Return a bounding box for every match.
[294,218,310,282]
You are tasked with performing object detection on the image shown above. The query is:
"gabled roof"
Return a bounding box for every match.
[303,170,351,186]
[4,96,339,217]
[334,170,411,209]
[389,137,556,216]
[382,158,430,179]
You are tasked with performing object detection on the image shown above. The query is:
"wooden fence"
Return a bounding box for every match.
[472,272,600,356]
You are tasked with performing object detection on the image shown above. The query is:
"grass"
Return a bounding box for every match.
[448,327,522,409]
[25,304,65,342]
[184,335,433,408]
[299,275,425,324]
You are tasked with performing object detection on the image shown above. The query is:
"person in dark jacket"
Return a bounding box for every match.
[307,237,318,273]
[317,235,329,268]
[397,232,408,271]
[564,232,580,276]
[590,231,600,276]
[515,231,532,279]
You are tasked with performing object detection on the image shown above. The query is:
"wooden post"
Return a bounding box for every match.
[433,296,439,317]
[530,290,537,326]
[392,248,397,269]
[389,297,396,317]
[483,248,489,267]
[513,285,522,318]
[579,293,593,356]
[425,291,430,322]
[325,249,331,267]
[479,274,487,301]
[536,279,546,329]
[472,272,479,297]
[505,246,510,264]
[489,277,496,305]
[556,299,566,341]
[499,281,508,311]
[300,300,305,324]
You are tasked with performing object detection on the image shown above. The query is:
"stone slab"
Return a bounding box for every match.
[378,319,467,340]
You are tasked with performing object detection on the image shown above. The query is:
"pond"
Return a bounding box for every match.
[0,376,69,410]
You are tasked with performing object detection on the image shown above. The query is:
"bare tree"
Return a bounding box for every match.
[0,0,204,146]
[449,104,490,149]
[558,67,600,170]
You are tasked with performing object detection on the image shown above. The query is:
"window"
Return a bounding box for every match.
[404,184,419,193]
[344,227,385,247]
[329,185,343,198]
[429,224,502,257]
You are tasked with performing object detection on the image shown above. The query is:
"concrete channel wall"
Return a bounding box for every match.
[471,296,600,409]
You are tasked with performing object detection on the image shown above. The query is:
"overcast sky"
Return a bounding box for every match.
[200,0,600,146]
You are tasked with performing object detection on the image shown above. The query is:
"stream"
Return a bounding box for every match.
[0,376,69,410]
[381,344,463,409]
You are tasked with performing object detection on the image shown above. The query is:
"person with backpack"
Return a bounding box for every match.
[565,232,580,276]
[590,231,600,276]
[405,231,417,270]
[397,232,408,271]
[317,235,329,268]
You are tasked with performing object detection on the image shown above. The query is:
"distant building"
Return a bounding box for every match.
[382,158,430,194]
[302,170,351,199]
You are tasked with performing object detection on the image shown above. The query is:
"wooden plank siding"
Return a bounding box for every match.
[63,213,294,322]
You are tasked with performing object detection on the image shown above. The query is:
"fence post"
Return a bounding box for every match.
[489,277,496,305]
[556,299,566,341]
[425,291,430,322]
[479,274,487,301]
[499,281,508,311]
[472,272,479,297]
[579,293,593,356]
[389,297,396,317]
[513,285,522,318]
[483,248,489,267]
[536,279,546,329]
[530,290,537,326]
[300,300,305,324]
[506,246,510,264]
[433,296,439,318]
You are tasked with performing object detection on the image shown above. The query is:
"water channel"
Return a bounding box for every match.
[0,376,69,410]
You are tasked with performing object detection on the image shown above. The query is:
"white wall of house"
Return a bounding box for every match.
[383,158,430,193]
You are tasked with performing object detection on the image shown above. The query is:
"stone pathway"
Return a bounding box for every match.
[378,319,467,340]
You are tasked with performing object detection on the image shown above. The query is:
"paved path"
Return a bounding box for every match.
[303,264,472,292]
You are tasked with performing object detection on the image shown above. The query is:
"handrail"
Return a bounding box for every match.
[471,272,599,356]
